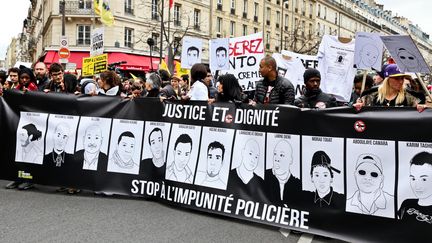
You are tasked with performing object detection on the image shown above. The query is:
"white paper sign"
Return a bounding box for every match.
[219,32,264,91]
[90,27,104,57]
[181,37,203,69]
[380,35,430,73]
[210,38,230,71]
[354,32,383,71]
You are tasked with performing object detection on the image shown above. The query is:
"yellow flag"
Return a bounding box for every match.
[93,0,101,15]
[130,73,139,82]
[159,59,171,76]
[100,1,115,26]
[175,61,190,77]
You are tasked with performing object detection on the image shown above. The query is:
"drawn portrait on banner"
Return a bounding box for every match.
[74,117,111,171]
[140,122,171,179]
[346,138,396,218]
[107,119,144,175]
[354,32,383,71]
[397,141,432,224]
[265,133,301,205]
[228,130,265,194]
[181,37,203,69]
[15,112,48,165]
[165,124,201,184]
[194,127,235,190]
[210,38,230,71]
[43,114,79,168]
[302,136,344,208]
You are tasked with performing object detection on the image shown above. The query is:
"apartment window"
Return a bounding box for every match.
[301,20,305,36]
[324,7,327,20]
[302,0,306,15]
[276,11,280,25]
[284,14,289,29]
[294,0,298,12]
[266,7,271,24]
[335,13,338,24]
[152,33,159,48]
[254,27,258,33]
[254,3,259,18]
[266,32,270,49]
[308,23,312,38]
[217,17,222,32]
[317,4,320,17]
[152,0,158,20]
[243,24,247,36]
[124,28,134,48]
[309,3,313,18]
[217,0,222,10]
[243,0,248,13]
[194,9,200,30]
[317,22,320,36]
[230,21,235,36]
[78,0,92,9]
[125,0,133,14]
[231,0,235,9]
[77,25,91,45]
[174,4,181,26]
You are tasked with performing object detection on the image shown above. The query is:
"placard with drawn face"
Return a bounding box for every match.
[15,112,48,165]
[181,37,203,69]
[142,121,171,162]
[397,141,432,222]
[302,136,344,194]
[266,133,300,180]
[354,32,383,71]
[107,119,144,175]
[380,35,430,73]
[210,38,230,71]
[165,124,201,184]
[231,130,265,180]
[45,114,79,155]
[194,127,235,190]
[346,138,396,219]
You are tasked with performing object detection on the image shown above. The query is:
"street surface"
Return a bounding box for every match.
[0,180,345,243]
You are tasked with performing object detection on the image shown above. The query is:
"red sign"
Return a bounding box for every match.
[58,47,70,59]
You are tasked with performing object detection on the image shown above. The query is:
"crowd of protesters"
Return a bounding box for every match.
[0,55,429,192]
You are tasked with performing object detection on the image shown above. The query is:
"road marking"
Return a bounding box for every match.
[298,233,314,243]
[279,228,290,237]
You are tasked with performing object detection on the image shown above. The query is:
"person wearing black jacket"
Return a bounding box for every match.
[295,68,337,108]
[253,56,295,105]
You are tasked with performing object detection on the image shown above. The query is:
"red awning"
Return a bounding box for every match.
[43,51,159,71]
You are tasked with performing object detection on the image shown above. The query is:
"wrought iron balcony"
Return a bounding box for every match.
[61,0,94,15]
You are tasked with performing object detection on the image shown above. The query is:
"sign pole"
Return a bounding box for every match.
[360,70,368,94]
[416,73,432,102]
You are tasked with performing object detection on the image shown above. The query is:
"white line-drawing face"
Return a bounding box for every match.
[18,127,30,147]
[360,44,379,67]
[83,125,102,154]
[397,48,418,69]
[241,139,260,171]
[117,134,135,162]
[355,162,383,194]
[312,166,333,194]
[272,140,292,176]
[216,48,228,68]
[149,128,164,160]
[174,141,192,171]
[410,164,432,200]
[207,146,224,177]
[53,123,70,153]
[187,47,199,66]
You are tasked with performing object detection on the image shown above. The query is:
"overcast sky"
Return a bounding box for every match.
[0,0,431,60]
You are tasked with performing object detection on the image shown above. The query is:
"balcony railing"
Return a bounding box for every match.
[62,1,94,15]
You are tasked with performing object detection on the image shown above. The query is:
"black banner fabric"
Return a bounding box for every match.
[1,90,431,242]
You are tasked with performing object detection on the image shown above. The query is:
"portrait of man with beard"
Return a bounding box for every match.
[195,141,226,189]
[74,125,108,171]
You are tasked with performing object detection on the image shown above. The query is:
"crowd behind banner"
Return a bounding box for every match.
[0,31,431,242]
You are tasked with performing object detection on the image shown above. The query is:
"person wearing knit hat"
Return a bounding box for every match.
[294,68,337,108]
[308,150,344,208]
[16,66,38,92]
[346,153,394,217]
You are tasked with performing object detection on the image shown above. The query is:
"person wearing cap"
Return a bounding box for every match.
[307,151,344,208]
[294,68,337,108]
[354,64,421,108]
[398,151,432,224]
[16,66,38,92]
[264,139,301,205]
[346,154,394,217]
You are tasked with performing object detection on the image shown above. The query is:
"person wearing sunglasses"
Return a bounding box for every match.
[398,151,432,224]
[346,154,394,217]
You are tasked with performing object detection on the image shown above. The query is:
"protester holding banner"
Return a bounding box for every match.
[294,68,337,109]
[349,74,373,105]
[15,66,38,92]
[34,62,50,91]
[8,67,20,89]
[145,72,162,98]
[355,64,422,108]
[185,63,208,101]
[253,56,295,105]
[44,63,68,93]
[215,74,248,104]
[97,70,121,96]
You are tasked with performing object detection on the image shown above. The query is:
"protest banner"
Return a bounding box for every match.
[0,91,431,243]
[210,38,230,71]
[181,37,203,69]
[273,52,306,98]
[82,54,108,76]
[354,32,383,71]
[281,50,318,69]
[219,32,264,91]
[90,27,104,57]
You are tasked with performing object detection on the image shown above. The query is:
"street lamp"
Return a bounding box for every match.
[147,37,155,72]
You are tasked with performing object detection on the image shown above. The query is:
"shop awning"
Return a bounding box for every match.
[43,51,160,71]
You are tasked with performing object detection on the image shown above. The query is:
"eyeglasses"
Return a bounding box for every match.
[51,71,63,77]
[357,170,380,178]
